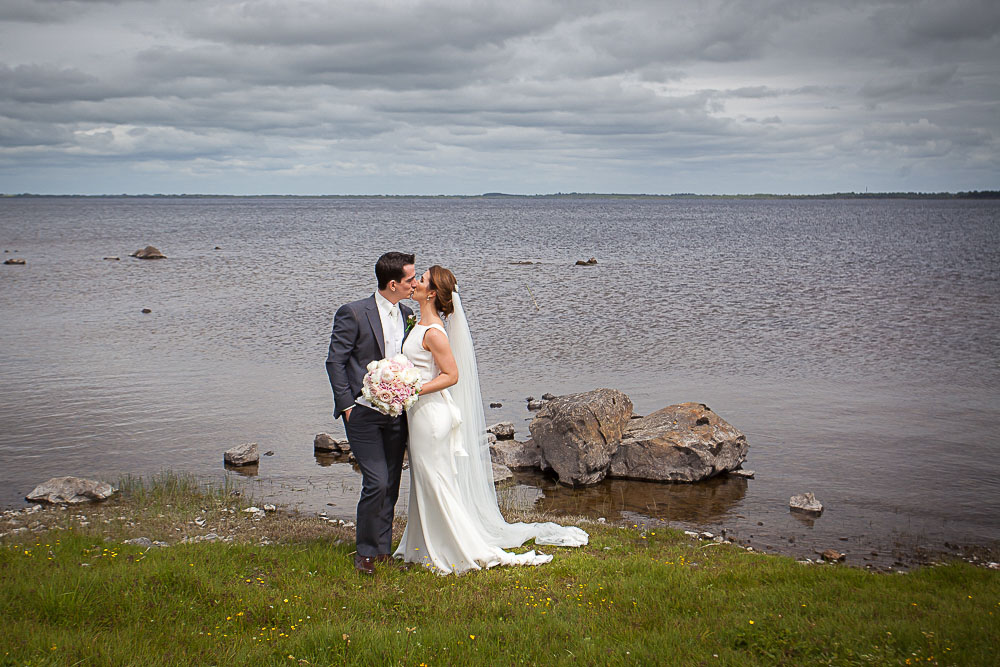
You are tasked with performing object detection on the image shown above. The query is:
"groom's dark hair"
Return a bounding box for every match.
[375,252,415,289]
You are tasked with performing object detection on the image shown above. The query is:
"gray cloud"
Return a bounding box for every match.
[0,0,996,193]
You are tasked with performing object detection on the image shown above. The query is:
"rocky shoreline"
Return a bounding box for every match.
[4,481,998,574]
[6,388,998,574]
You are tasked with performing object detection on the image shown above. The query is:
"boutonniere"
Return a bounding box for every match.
[404,314,417,334]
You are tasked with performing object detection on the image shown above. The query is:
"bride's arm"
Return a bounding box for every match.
[417,328,458,395]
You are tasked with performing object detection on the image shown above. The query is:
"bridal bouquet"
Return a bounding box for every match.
[361,354,422,417]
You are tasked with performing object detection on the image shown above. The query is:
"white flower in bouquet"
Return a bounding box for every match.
[361,354,422,417]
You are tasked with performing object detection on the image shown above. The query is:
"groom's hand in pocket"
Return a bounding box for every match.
[343,407,353,423]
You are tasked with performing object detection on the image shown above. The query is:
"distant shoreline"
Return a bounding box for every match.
[3,191,999,200]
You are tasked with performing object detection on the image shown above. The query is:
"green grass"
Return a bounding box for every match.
[1,475,997,666]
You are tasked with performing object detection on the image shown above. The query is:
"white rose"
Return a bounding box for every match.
[402,368,419,385]
[366,360,379,372]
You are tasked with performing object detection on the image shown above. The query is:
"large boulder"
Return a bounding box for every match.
[609,403,748,482]
[224,442,259,466]
[26,477,117,504]
[130,245,166,259]
[490,438,542,469]
[528,388,633,486]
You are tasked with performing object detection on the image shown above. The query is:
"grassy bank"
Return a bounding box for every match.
[1,474,997,666]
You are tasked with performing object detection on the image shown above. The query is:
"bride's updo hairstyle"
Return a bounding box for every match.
[428,265,457,317]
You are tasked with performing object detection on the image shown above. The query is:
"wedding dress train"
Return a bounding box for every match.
[394,318,588,575]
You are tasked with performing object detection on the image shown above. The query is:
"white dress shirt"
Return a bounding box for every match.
[374,290,405,357]
[353,291,405,413]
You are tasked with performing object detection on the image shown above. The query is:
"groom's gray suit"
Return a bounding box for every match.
[326,294,414,559]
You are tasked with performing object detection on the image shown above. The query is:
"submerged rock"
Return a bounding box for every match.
[26,477,117,504]
[130,245,166,259]
[575,257,598,266]
[4,258,26,265]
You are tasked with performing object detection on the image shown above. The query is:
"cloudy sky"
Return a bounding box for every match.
[1,0,998,195]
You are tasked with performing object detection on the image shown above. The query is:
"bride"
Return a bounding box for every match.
[394,265,588,574]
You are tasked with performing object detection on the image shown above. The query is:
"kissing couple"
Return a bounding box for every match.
[326,252,588,575]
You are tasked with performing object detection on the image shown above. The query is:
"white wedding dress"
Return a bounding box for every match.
[394,313,588,575]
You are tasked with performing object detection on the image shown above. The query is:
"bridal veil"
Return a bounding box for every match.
[445,290,588,549]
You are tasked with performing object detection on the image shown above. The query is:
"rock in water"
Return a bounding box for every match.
[224,442,259,466]
[790,492,824,515]
[608,403,748,483]
[487,421,515,440]
[490,438,542,469]
[4,258,26,265]
[528,388,633,486]
[820,548,845,562]
[26,477,117,504]
[492,462,514,485]
[130,245,166,259]
[313,433,350,453]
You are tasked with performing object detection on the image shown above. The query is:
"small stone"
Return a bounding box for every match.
[224,442,259,466]
[124,537,153,547]
[3,258,26,265]
[541,393,556,400]
[489,402,502,408]
[699,532,714,540]
[575,257,598,266]
[263,504,276,512]
[130,245,166,259]
[492,462,514,485]
[141,308,152,313]
[264,450,274,456]
[103,256,120,261]
[526,400,543,411]
[525,396,535,402]
[821,549,846,562]
[730,469,755,479]
[486,421,515,440]
[789,492,824,515]
[314,433,349,453]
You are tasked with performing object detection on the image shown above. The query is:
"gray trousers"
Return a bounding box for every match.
[343,404,407,557]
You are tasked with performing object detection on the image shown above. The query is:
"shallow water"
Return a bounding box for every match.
[1,196,998,565]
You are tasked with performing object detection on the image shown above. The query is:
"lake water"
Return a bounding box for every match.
[2,196,998,566]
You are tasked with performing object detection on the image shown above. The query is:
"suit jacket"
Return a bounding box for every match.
[326,295,414,419]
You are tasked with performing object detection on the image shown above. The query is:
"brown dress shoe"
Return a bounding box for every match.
[354,554,375,575]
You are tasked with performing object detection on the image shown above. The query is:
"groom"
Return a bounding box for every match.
[326,252,417,575]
